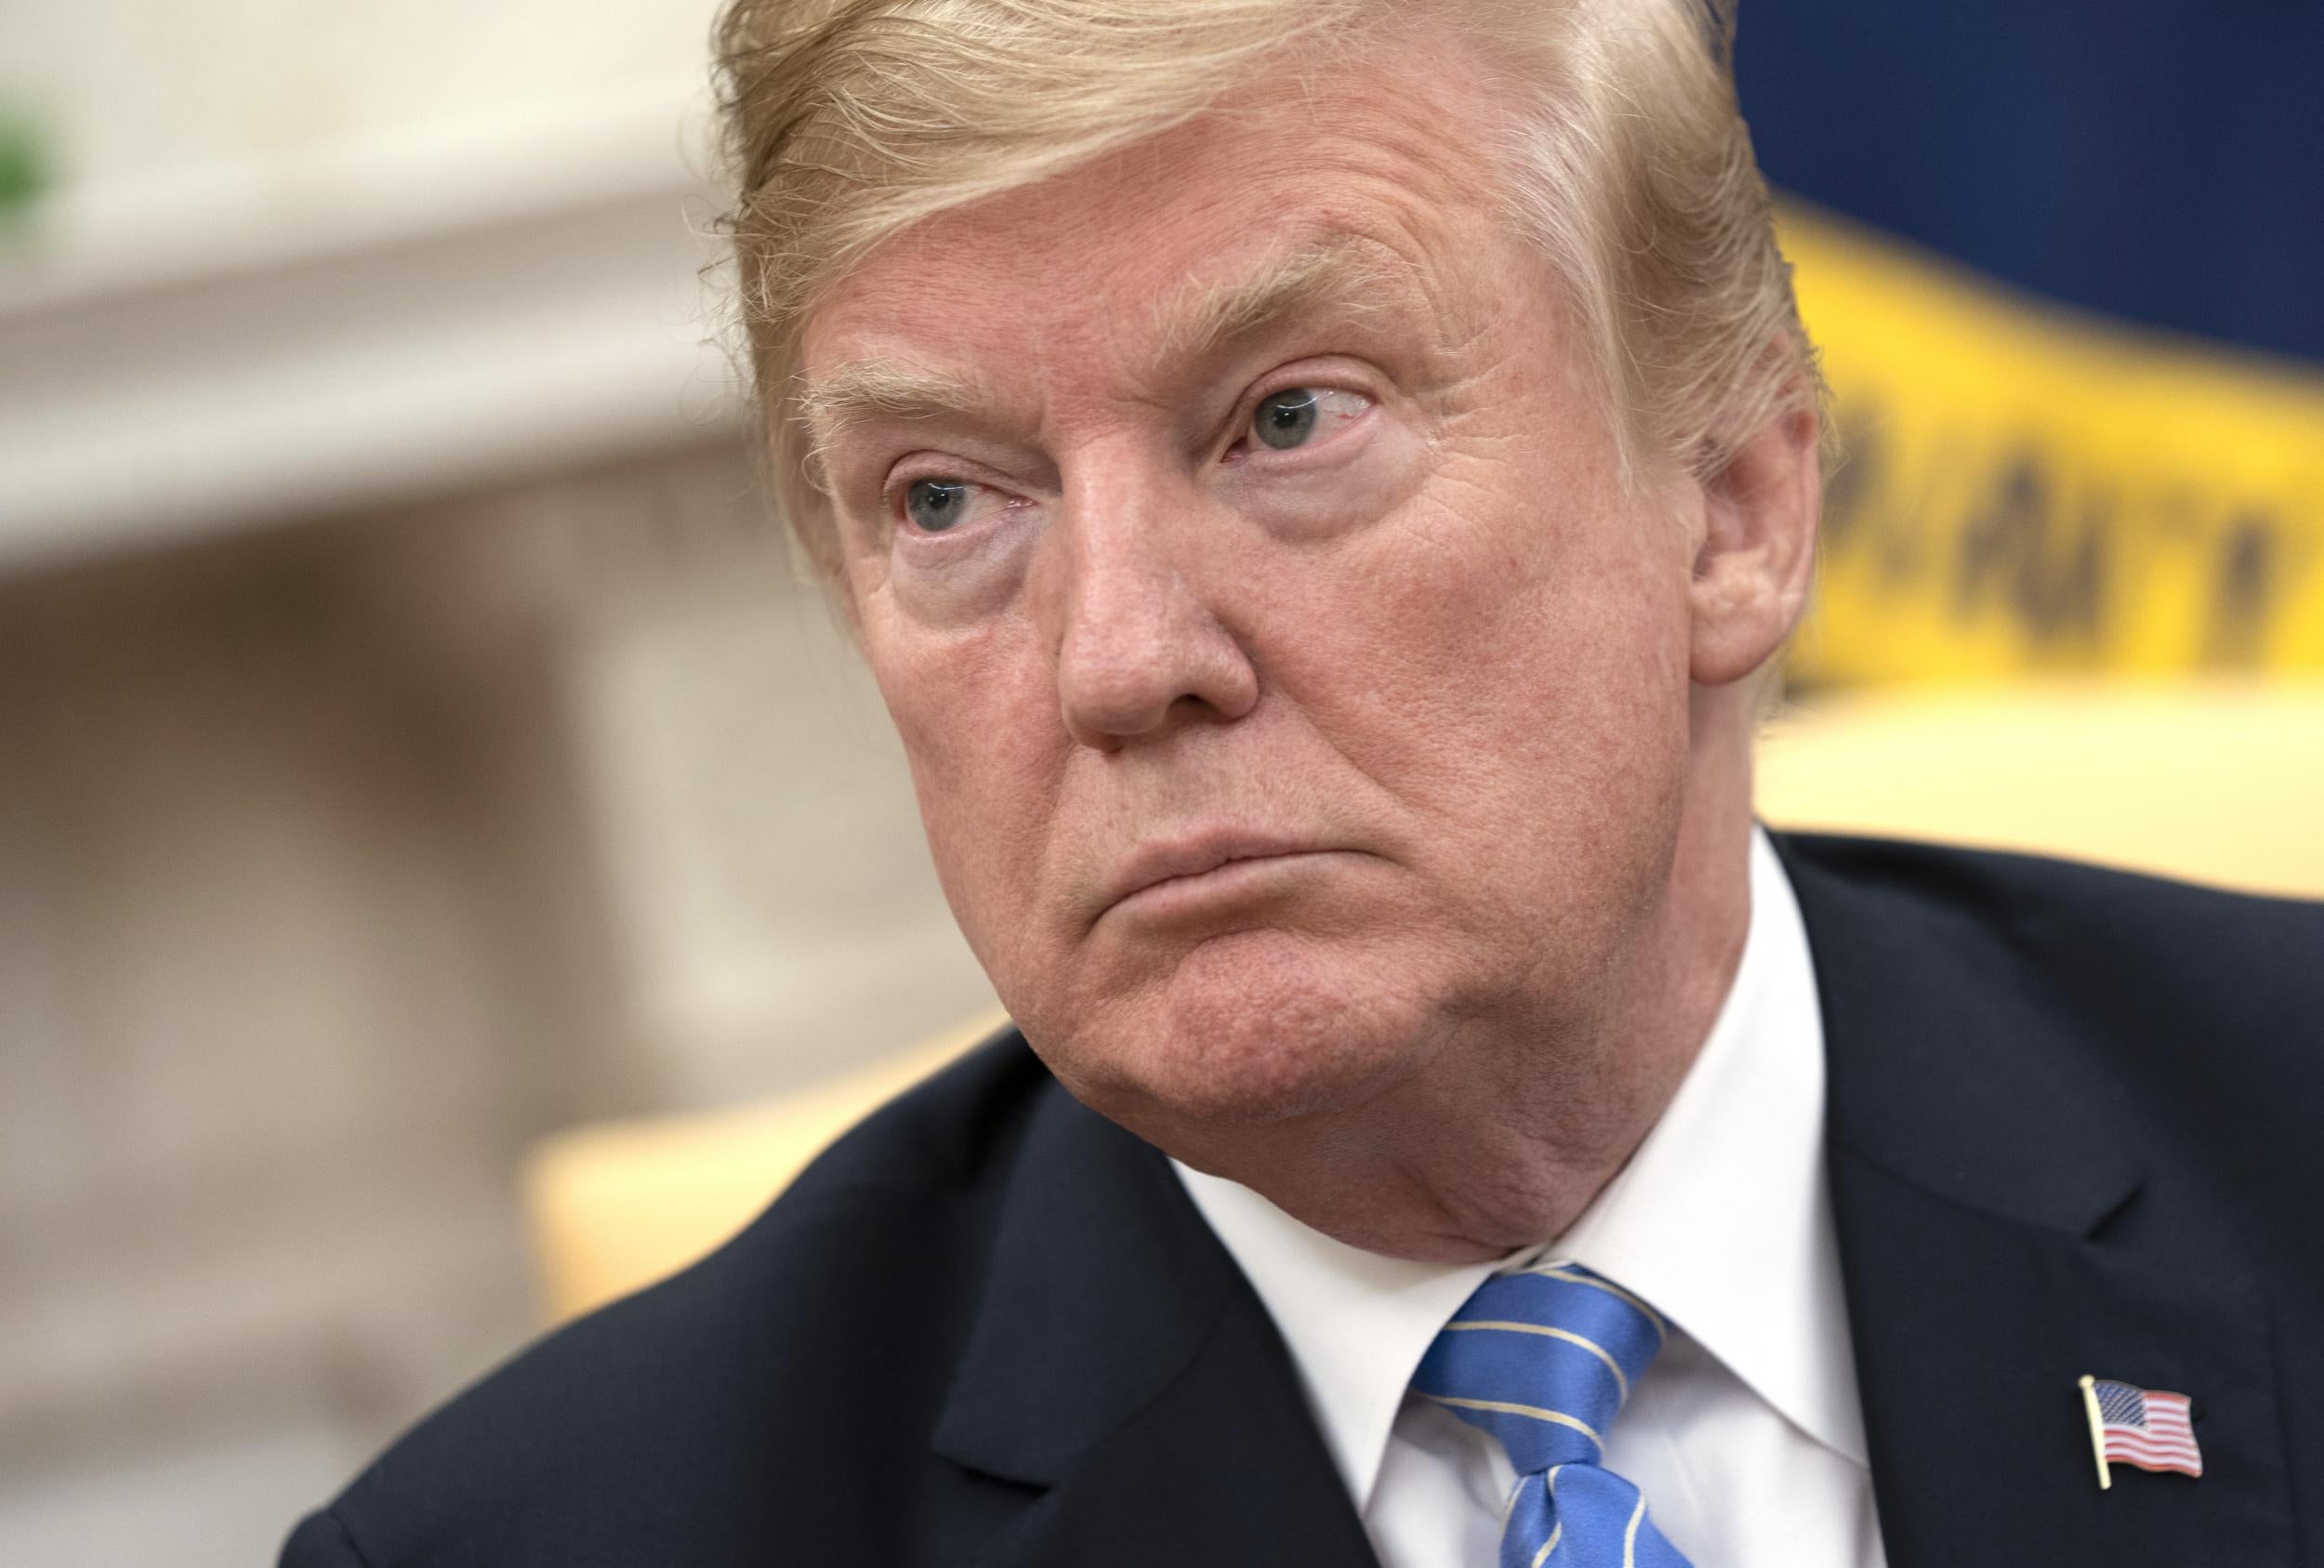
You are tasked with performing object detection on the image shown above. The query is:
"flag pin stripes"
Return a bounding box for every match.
[2078,1375,2204,1490]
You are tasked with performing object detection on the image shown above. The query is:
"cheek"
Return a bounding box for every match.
[1266,468,1696,889]
[867,614,1063,962]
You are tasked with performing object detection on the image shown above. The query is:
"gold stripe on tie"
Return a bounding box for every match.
[1419,1394,1604,1453]
[1537,1465,1567,1566]
[1500,1473,1527,1529]
[1621,1491,1647,1568]
[1520,1266,1669,1344]
[1442,1320,1631,1403]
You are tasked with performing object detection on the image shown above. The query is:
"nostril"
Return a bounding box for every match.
[1057,658,1183,745]
[1046,524,1260,745]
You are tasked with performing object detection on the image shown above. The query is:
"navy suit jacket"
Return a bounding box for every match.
[283,833,2324,1565]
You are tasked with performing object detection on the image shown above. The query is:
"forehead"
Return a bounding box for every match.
[801,233,1414,428]
[799,39,1512,396]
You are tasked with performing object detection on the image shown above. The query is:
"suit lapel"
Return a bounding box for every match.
[931,1062,1377,1567]
[1778,834,2295,1568]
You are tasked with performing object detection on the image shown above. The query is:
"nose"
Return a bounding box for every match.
[1042,475,1259,752]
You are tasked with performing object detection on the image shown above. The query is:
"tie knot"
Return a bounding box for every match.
[1409,1261,1668,1474]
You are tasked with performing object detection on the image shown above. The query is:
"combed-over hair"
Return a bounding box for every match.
[712,0,1822,573]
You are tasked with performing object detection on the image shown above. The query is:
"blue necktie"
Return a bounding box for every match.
[1410,1261,1694,1568]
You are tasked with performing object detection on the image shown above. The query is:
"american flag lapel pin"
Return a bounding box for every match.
[2078,1374,2205,1490]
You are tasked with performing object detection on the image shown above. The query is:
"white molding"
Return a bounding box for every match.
[0,77,749,574]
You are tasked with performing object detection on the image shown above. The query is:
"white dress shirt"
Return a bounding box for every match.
[1173,828,1888,1568]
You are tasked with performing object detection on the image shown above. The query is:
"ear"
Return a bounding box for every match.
[1687,401,1821,688]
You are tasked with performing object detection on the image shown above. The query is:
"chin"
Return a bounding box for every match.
[1040,927,1444,1134]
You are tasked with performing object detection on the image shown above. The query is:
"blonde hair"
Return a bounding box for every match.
[712,0,1822,573]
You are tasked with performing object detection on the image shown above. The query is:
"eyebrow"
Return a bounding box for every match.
[797,359,996,429]
[1148,232,1406,363]
[795,231,1410,474]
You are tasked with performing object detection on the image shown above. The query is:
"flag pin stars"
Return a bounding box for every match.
[2079,1375,2204,1490]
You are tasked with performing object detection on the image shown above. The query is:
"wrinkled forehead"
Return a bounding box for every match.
[795,40,1517,420]
[801,232,1420,429]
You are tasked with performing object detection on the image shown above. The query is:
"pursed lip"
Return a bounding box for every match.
[1100,829,1336,920]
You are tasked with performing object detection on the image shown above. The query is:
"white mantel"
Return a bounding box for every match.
[0,53,746,573]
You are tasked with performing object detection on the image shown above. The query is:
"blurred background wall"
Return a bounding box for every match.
[0,3,2317,1563]
[0,5,1001,1561]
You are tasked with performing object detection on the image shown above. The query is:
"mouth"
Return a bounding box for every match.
[1101,831,1346,926]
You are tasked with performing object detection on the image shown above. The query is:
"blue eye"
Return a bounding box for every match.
[1253,389,1321,450]
[905,478,973,532]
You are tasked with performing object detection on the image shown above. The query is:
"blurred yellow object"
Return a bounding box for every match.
[1776,202,2324,684]
[1758,680,2324,902]
[524,679,2324,1324]
[522,1009,1006,1324]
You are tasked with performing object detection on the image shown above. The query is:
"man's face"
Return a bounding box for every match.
[802,44,1699,1145]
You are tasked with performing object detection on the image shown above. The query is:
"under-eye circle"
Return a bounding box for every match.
[1253,389,1322,451]
[905,478,973,533]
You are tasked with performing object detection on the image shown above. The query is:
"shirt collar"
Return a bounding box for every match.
[1172,825,1868,1509]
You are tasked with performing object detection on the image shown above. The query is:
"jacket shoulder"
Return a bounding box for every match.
[1776,830,2324,1221]
[1775,829,2324,1020]
[286,1028,1053,1567]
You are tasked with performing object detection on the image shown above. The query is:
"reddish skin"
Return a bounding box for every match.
[801,38,1820,1263]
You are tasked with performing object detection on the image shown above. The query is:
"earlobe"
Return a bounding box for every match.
[1687,403,1822,688]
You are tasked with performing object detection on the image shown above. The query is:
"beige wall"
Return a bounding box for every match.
[0,441,994,1565]
[1,5,1000,1558]
[0,0,720,184]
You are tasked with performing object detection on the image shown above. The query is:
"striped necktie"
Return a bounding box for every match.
[1410,1260,1693,1568]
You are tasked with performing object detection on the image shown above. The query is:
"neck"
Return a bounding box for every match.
[1169,687,1759,1264]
